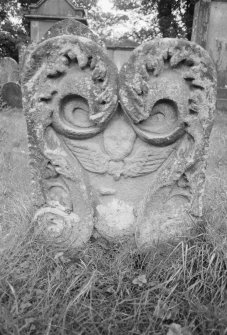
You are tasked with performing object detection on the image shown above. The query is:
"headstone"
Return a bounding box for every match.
[0,57,22,108]
[0,57,19,89]
[22,20,217,249]
[1,82,23,108]
[119,39,216,248]
[41,18,103,46]
[25,0,88,43]
[192,0,227,110]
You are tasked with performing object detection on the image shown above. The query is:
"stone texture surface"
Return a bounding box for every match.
[2,82,22,108]
[22,20,118,248]
[0,57,19,88]
[29,0,84,17]
[22,22,217,249]
[27,0,88,42]
[41,18,102,46]
[119,38,217,248]
[0,57,22,108]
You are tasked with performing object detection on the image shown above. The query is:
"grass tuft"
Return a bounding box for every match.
[0,226,227,334]
[1,108,227,334]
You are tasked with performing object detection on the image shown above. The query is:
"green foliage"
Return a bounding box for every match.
[182,0,197,39]
[0,0,30,61]
[72,0,98,11]
[113,0,141,11]
[140,0,197,39]
[1,98,227,335]
[114,0,196,39]
[0,0,196,60]
[0,0,98,60]
[89,10,128,35]
[89,4,160,43]
[1,227,227,334]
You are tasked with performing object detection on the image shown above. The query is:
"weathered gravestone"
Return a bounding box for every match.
[22,21,217,249]
[2,83,23,108]
[25,0,88,43]
[0,57,22,108]
[0,57,19,87]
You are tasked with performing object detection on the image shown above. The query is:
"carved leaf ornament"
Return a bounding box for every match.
[22,21,216,248]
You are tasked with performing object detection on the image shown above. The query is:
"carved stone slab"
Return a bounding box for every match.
[22,20,217,249]
[0,57,19,88]
[0,57,22,108]
[2,82,22,108]
[41,18,102,46]
[119,39,217,247]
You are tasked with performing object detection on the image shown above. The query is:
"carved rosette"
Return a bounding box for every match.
[22,22,216,250]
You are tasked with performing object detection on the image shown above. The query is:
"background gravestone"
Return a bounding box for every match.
[2,83,23,108]
[0,57,22,109]
[25,0,137,70]
[0,57,19,88]
[22,19,217,249]
[41,18,103,46]
[25,0,88,43]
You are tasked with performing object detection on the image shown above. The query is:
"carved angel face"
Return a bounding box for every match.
[103,115,136,161]
[22,35,216,246]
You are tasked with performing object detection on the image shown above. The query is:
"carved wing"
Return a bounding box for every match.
[123,146,174,178]
[64,139,110,174]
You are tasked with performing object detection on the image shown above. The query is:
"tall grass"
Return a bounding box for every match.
[0,108,227,334]
[0,221,227,334]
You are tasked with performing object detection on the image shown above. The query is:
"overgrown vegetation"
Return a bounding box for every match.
[0,108,227,334]
[0,218,227,334]
[114,0,197,40]
[0,0,98,60]
[0,0,197,61]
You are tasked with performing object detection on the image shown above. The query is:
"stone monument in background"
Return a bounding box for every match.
[22,19,217,249]
[192,0,227,110]
[25,0,88,43]
[26,0,137,70]
[0,57,22,108]
[0,57,19,87]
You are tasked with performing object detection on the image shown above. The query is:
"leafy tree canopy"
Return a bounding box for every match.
[89,6,160,43]
[114,0,197,40]
[72,0,98,11]
[0,0,31,60]
[0,0,197,61]
[0,0,98,60]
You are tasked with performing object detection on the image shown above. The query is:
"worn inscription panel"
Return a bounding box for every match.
[22,24,217,249]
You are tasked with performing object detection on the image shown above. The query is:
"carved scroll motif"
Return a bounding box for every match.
[119,39,217,247]
[22,21,216,249]
[22,31,118,247]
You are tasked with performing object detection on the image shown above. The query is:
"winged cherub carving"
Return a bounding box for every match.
[22,25,216,248]
[64,112,175,180]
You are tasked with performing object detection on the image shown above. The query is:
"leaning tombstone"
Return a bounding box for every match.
[22,19,217,249]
